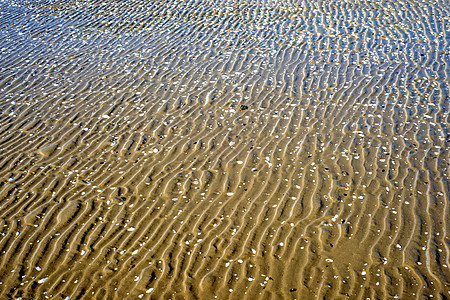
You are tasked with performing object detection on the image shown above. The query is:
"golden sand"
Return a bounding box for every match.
[0,0,449,298]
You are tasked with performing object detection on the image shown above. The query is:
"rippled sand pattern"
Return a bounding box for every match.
[0,0,449,298]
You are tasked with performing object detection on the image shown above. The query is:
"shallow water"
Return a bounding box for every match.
[0,0,449,298]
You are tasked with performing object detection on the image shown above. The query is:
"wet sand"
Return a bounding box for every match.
[0,0,449,298]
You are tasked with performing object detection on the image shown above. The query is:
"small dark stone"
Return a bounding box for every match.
[290,288,297,292]
[240,105,248,111]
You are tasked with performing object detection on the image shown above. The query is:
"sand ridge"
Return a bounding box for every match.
[0,0,449,298]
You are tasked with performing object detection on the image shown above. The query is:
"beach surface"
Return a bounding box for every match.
[0,0,449,298]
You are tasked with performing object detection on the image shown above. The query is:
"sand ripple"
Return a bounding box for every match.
[0,0,449,298]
